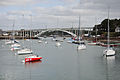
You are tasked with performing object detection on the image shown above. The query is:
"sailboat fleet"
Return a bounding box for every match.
[3,8,118,64]
[4,14,42,63]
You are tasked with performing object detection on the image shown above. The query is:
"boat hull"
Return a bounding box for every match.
[25,57,42,62]
[103,49,115,56]
[17,49,33,55]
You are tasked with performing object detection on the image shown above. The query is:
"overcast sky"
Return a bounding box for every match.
[0,0,120,30]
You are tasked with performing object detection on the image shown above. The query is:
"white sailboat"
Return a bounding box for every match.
[77,16,86,50]
[5,20,19,45]
[8,19,21,51]
[103,8,115,56]
[17,14,32,55]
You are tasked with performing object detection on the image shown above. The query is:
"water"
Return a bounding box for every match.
[0,38,120,80]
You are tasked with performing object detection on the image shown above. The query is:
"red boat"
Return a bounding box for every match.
[100,43,119,47]
[23,55,42,62]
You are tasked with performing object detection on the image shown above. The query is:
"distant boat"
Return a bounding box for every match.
[11,43,21,51]
[11,43,20,47]
[5,40,14,45]
[11,46,20,51]
[22,55,42,62]
[103,8,115,57]
[38,40,42,43]
[100,43,118,47]
[45,41,48,44]
[88,41,97,45]
[67,38,75,43]
[77,44,86,50]
[56,42,61,46]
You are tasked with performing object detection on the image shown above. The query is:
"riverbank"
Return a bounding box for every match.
[0,36,38,39]
[84,37,120,43]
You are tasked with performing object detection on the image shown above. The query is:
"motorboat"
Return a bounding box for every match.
[17,48,33,55]
[23,55,42,62]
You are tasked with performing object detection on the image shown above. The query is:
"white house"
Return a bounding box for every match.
[115,27,120,32]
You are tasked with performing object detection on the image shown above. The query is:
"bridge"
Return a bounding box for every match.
[5,27,93,38]
[35,28,77,37]
[35,27,93,37]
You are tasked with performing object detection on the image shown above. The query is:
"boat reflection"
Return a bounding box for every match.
[106,56,115,61]
[24,60,42,68]
[105,56,115,80]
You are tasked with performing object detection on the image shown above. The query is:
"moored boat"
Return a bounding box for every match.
[11,46,20,51]
[103,48,115,56]
[103,8,115,57]
[11,43,20,47]
[100,43,119,47]
[23,55,42,62]
[17,48,33,55]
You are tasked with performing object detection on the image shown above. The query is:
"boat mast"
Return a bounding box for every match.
[95,17,97,42]
[12,19,15,40]
[78,16,81,41]
[107,8,110,49]
[22,14,25,40]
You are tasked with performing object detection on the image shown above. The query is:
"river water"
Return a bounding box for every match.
[0,38,120,80]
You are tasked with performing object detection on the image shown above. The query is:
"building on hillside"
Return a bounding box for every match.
[115,27,120,32]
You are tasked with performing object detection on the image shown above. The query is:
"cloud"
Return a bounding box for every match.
[0,0,120,30]
[0,0,47,6]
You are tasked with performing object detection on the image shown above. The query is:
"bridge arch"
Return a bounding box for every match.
[35,29,76,37]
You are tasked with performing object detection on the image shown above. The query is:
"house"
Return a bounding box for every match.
[115,27,120,32]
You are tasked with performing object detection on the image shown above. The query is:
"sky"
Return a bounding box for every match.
[0,0,120,30]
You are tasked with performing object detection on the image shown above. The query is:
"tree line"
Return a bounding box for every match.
[92,18,120,37]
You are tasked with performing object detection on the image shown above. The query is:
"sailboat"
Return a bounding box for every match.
[17,14,33,55]
[5,20,19,45]
[77,16,86,50]
[9,19,21,51]
[103,8,115,56]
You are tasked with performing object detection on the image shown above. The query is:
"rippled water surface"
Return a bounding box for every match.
[0,38,120,80]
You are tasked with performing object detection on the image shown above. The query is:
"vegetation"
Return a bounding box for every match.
[92,19,120,37]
